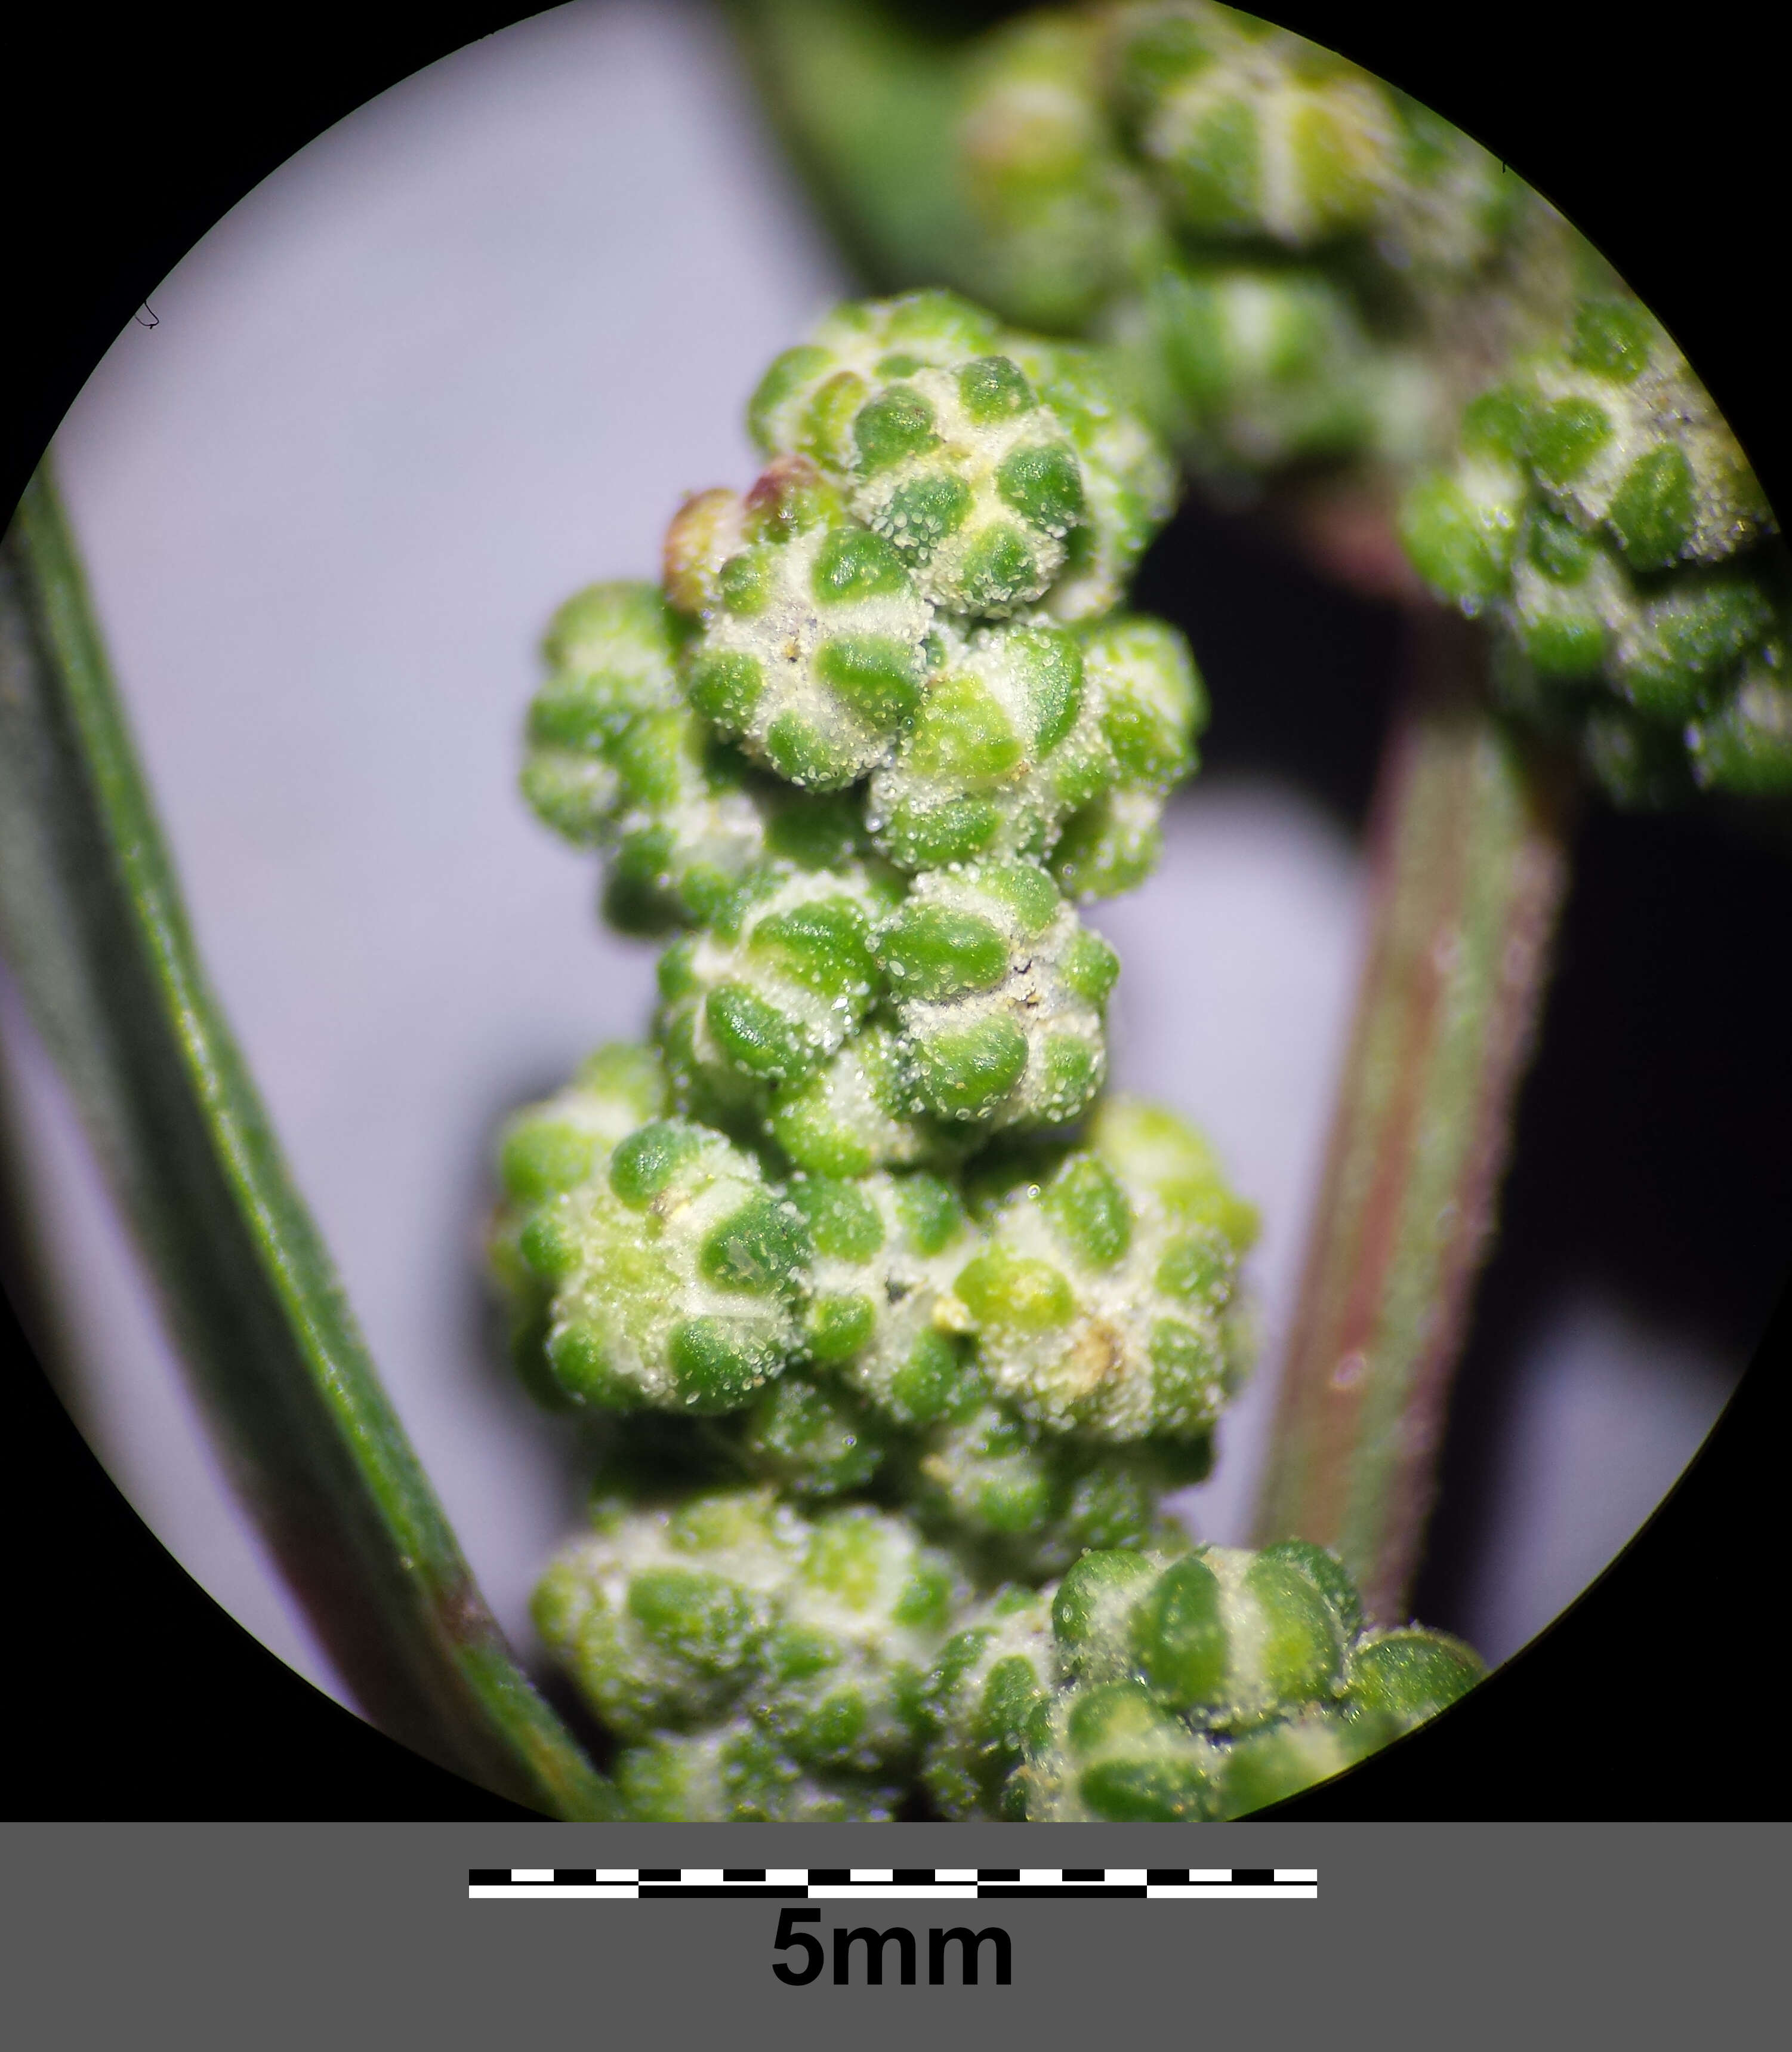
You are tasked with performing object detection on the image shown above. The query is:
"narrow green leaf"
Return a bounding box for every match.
[0,465,615,1819]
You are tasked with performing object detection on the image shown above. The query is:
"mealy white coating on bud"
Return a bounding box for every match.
[667,461,933,791]
[522,581,690,846]
[1376,93,1518,284]
[1076,611,1204,790]
[847,359,1086,618]
[751,1505,970,1776]
[497,1043,670,1201]
[1115,258,1385,477]
[866,615,1103,871]
[958,10,1164,334]
[616,1720,903,1822]
[1688,655,1792,794]
[1525,326,1771,566]
[920,1585,1056,1819]
[1507,527,1640,664]
[1016,1679,1214,1822]
[747,291,1013,466]
[793,1170,985,1425]
[950,1190,1227,1438]
[1116,2,1400,248]
[597,711,775,926]
[655,858,901,1098]
[1002,337,1180,622]
[940,1101,1256,1440]
[1050,784,1167,901]
[522,1120,807,1412]
[532,1488,805,1739]
[765,1023,977,1179]
[877,859,1118,1132]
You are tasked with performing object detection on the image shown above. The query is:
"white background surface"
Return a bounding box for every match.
[1,0,1744,1718]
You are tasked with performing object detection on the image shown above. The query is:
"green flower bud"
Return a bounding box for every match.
[1397,444,1528,608]
[1404,284,1785,808]
[1378,88,1521,285]
[519,1118,809,1412]
[747,291,1011,467]
[957,10,1159,332]
[666,457,933,790]
[729,1369,895,1498]
[1087,1092,1263,1244]
[617,1720,905,1822]
[1489,547,1790,808]
[752,1504,970,1776]
[1342,1625,1486,1729]
[1575,701,1699,811]
[1001,338,1181,623]
[745,294,1102,620]
[1507,516,1636,682]
[948,1543,1485,1820]
[1124,257,1385,479]
[598,718,776,933]
[1024,1678,1217,1821]
[1049,613,1208,899]
[934,2,1543,500]
[940,1104,1254,1440]
[606,770,876,944]
[1114,4,1399,248]
[876,859,1115,1130]
[1527,300,1770,571]
[1078,612,1207,793]
[1210,1705,1385,1817]
[1124,1544,1353,1727]
[525,574,846,932]
[1050,787,1168,900]
[536,1490,971,1794]
[1048,1546,1162,1675]
[656,859,903,1109]
[489,1045,671,1410]
[764,1022,977,1178]
[787,1169,983,1425]
[1614,572,1778,722]
[522,581,688,844]
[867,617,1095,870]
[847,356,1088,618]
[1688,653,1792,797]
[532,1487,803,1738]
[868,610,1203,888]
[496,1042,670,1212]
[910,1398,1202,1579]
[920,1585,1056,1819]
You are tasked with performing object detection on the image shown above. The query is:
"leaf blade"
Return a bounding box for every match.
[0,464,614,1819]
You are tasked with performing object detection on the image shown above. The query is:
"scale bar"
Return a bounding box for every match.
[470,1866,1316,1902]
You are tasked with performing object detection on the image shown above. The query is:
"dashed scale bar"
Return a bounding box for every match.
[468,1867,1317,1900]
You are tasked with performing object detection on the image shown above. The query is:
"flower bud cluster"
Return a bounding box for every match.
[921,1543,1482,1819]
[501,293,1482,1817]
[533,1488,964,1820]
[942,1095,1258,1438]
[1401,293,1789,804]
[950,2,1540,488]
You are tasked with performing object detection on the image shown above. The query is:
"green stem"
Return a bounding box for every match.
[723,0,979,293]
[1251,608,1576,1622]
[0,466,615,1819]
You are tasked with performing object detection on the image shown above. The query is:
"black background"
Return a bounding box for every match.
[2,0,1788,1819]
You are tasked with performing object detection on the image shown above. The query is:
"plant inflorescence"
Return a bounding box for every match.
[948,2,1787,807]
[1401,292,1790,804]
[945,0,1557,492]
[495,285,1480,1819]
